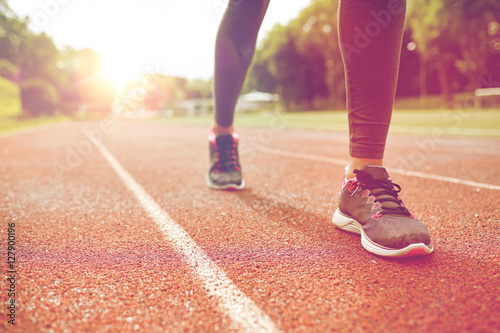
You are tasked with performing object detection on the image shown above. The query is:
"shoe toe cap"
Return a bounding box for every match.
[365,216,432,249]
[209,170,242,186]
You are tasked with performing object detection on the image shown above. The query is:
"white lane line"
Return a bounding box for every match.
[87,135,281,333]
[261,147,500,191]
[383,168,500,191]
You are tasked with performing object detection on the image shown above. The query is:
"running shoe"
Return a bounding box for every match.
[332,165,433,257]
[206,131,245,190]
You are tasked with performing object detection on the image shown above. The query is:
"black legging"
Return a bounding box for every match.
[214,0,407,159]
[213,0,270,128]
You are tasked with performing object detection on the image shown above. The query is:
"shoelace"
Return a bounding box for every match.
[353,169,411,217]
[213,141,240,173]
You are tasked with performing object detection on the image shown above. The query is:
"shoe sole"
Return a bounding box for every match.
[332,209,434,258]
[205,173,245,191]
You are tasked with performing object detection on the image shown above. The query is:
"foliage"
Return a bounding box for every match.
[0,58,19,80]
[245,0,340,110]
[408,0,500,103]
[186,79,213,99]
[20,33,64,87]
[247,0,499,109]
[0,5,30,64]
[288,0,341,106]
[66,48,115,113]
[20,78,59,117]
[1,0,499,116]
[1,0,210,117]
[1,0,210,118]
[117,74,212,113]
[0,75,21,117]
[0,2,117,117]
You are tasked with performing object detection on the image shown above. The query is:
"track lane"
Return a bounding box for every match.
[0,123,228,332]
[87,133,281,332]
[102,121,499,332]
[1,120,499,332]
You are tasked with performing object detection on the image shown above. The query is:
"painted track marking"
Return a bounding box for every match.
[87,133,281,333]
[261,147,500,191]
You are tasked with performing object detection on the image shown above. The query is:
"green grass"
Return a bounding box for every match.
[1,77,498,138]
[0,76,21,118]
[0,76,70,135]
[156,108,500,137]
[390,109,499,129]
[0,115,70,135]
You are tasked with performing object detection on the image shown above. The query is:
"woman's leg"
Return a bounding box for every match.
[213,0,270,134]
[207,0,270,190]
[338,0,407,178]
[334,0,433,258]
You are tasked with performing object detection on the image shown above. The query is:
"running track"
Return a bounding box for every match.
[1,120,499,332]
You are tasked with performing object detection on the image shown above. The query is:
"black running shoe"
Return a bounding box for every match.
[206,132,245,190]
[332,165,433,257]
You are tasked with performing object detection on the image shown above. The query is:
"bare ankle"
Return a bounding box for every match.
[346,157,383,179]
[212,123,234,135]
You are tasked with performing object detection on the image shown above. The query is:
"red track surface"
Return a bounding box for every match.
[1,121,499,332]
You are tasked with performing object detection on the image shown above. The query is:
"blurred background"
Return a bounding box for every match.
[0,0,499,129]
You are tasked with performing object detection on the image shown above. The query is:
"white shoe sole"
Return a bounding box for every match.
[205,173,245,191]
[332,209,434,258]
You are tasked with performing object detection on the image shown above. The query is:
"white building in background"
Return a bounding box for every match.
[236,91,280,113]
[178,98,212,116]
[179,91,280,116]
[113,91,280,118]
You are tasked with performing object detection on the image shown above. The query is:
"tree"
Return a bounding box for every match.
[245,0,342,110]
[265,25,303,110]
[408,0,500,105]
[20,78,59,117]
[0,3,30,65]
[20,33,63,87]
[186,79,212,99]
[0,59,19,80]
[290,0,341,108]
[118,74,193,112]
[1,0,118,116]
[59,48,116,114]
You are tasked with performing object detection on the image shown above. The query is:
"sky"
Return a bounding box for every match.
[8,0,312,87]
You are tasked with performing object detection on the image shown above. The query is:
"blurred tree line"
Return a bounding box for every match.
[116,75,212,114]
[244,0,500,110]
[0,0,114,117]
[2,0,498,116]
[0,0,212,117]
